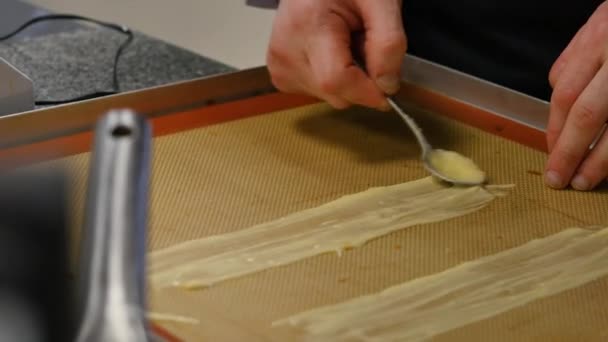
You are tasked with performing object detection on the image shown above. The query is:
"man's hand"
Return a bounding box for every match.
[266,0,406,111]
[547,1,608,191]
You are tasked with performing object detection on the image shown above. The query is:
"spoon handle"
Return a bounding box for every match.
[386,97,433,153]
[351,58,432,154]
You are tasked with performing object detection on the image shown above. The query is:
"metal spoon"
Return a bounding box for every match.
[352,59,484,185]
[386,97,485,186]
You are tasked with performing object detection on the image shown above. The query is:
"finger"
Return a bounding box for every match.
[267,61,308,95]
[571,124,608,190]
[302,61,352,109]
[549,23,588,88]
[549,0,608,87]
[270,56,351,109]
[546,45,602,153]
[545,63,608,189]
[356,0,407,95]
[316,93,351,110]
[307,14,389,110]
[266,9,311,95]
[269,53,351,109]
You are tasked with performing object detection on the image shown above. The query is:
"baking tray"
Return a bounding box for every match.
[0,55,548,154]
[2,55,607,341]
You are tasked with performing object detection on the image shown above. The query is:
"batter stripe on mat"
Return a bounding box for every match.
[148,177,511,289]
[273,226,608,341]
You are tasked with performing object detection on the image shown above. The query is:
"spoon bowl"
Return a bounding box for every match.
[386,98,486,186]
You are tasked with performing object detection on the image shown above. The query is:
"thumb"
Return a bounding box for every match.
[356,0,407,95]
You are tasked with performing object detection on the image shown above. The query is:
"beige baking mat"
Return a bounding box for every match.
[35,99,608,341]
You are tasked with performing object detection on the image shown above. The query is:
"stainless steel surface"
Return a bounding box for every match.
[0,54,551,150]
[0,57,34,116]
[402,54,549,131]
[75,110,152,342]
[0,67,267,149]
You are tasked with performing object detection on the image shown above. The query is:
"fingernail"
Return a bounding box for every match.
[544,170,563,189]
[571,174,590,191]
[376,75,400,95]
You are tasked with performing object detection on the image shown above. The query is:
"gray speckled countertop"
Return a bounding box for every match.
[1,0,236,108]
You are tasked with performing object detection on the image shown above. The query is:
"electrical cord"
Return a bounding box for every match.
[0,14,133,105]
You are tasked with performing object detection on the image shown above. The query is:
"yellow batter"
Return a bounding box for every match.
[274,226,608,341]
[148,312,200,325]
[428,149,486,184]
[148,177,510,290]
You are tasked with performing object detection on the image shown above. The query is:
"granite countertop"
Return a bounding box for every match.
[1,0,236,108]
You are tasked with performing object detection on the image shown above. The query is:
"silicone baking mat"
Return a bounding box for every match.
[34,99,608,341]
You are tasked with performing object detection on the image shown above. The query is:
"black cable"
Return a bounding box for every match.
[0,14,133,105]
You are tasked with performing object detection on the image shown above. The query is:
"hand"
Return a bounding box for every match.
[547,2,608,191]
[266,0,406,111]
